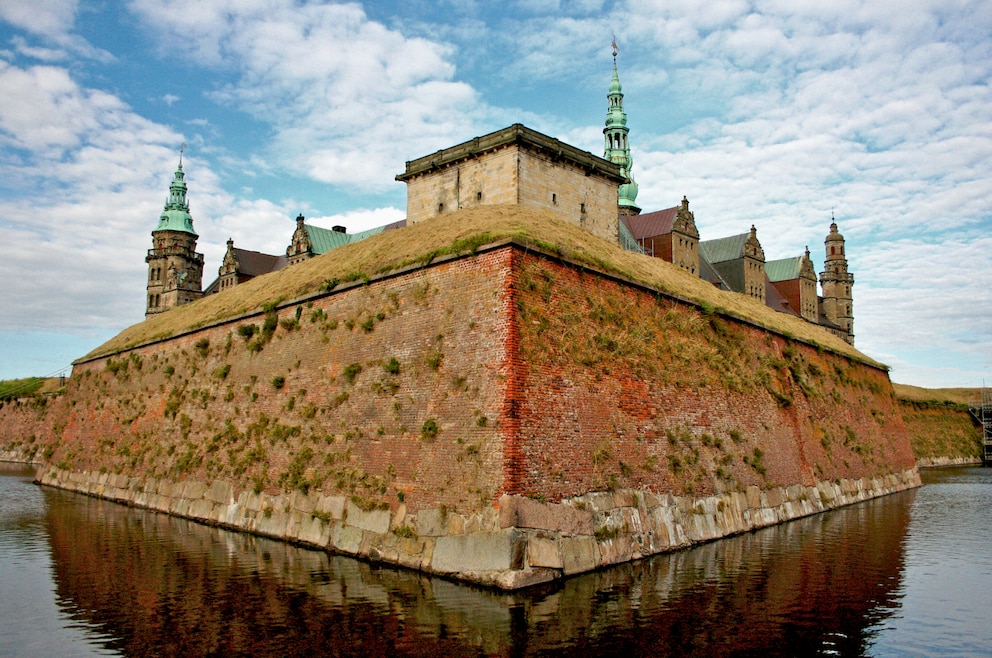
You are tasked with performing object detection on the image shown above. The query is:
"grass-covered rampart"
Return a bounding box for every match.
[80,205,874,368]
[892,384,983,463]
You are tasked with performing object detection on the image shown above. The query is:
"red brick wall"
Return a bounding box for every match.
[507,253,915,501]
[0,244,916,516]
[1,249,519,515]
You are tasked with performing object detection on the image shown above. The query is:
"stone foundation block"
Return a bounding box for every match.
[560,536,600,575]
[432,530,519,573]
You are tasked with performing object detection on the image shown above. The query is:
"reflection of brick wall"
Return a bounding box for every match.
[1,243,915,518]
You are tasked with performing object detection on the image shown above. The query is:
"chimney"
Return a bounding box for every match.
[332,225,347,233]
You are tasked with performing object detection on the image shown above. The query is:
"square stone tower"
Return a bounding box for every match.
[396,124,626,245]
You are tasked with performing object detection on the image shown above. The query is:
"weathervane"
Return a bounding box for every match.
[611,35,618,65]
[179,142,187,167]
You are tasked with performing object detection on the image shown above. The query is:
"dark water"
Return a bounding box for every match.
[1,464,990,657]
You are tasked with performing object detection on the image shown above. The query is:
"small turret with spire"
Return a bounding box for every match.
[819,213,855,344]
[604,37,640,216]
[145,144,204,317]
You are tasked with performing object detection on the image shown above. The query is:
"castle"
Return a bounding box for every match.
[146,50,854,345]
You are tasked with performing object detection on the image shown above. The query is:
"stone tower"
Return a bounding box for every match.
[819,221,855,344]
[604,38,640,217]
[145,155,204,317]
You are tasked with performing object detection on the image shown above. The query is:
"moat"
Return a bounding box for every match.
[1,462,989,657]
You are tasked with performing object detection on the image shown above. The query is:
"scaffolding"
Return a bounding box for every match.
[970,388,992,465]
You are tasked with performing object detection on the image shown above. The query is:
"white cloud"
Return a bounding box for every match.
[0,0,988,389]
[0,0,78,37]
[128,0,484,189]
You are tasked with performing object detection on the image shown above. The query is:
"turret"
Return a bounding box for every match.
[819,221,855,344]
[145,150,204,317]
[604,38,640,217]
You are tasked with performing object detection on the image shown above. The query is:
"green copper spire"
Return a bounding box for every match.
[604,38,639,211]
[154,147,197,236]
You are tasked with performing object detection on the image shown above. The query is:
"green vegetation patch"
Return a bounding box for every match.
[0,377,46,400]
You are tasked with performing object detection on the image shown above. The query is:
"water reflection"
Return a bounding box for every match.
[32,471,917,657]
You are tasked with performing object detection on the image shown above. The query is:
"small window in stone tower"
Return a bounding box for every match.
[476,191,482,202]
[580,203,586,214]
[438,203,444,213]
[552,193,557,205]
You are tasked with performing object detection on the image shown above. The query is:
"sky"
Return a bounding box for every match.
[0,0,989,389]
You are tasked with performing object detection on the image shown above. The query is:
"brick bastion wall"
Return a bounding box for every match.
[0,242,920,589]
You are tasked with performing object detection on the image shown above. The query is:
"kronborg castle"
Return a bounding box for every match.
[146,54,855,345]
[8,49,922,592]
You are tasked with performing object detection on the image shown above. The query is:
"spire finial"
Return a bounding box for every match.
[179,142,187,168]
[611,35,618,66]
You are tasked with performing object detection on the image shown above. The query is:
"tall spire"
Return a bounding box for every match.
[154,147,197,236]
[604,37,639,215]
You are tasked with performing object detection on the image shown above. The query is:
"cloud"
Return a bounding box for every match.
[128,0,486,189]
[0,0,78,37]
[0,0,988,389]
[0,58,206,333]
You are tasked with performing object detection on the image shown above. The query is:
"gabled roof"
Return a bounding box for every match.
[306,219,407,255]
[699,233,749,264]
[232,248,286,277]
[765,275,800,317]
[765,256,803,283]
[621,207,678,240]
[699,256,731,289]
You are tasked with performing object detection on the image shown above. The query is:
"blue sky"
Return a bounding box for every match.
[0,0,989,388]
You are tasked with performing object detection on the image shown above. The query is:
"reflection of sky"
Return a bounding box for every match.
[0,470,116,657]
[871,474,992,656]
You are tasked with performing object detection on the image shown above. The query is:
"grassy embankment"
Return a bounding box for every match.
[892,384,983,463]
[80,205,872,366]
[0,377,63,401]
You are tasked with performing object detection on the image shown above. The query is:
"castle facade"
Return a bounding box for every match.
[145,48,854,344]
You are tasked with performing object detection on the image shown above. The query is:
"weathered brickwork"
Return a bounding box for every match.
[0,241,920,588]
[3,248,520,516]
[508,252,916,501]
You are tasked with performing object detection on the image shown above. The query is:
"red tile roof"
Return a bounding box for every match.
[620,206,678,240]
